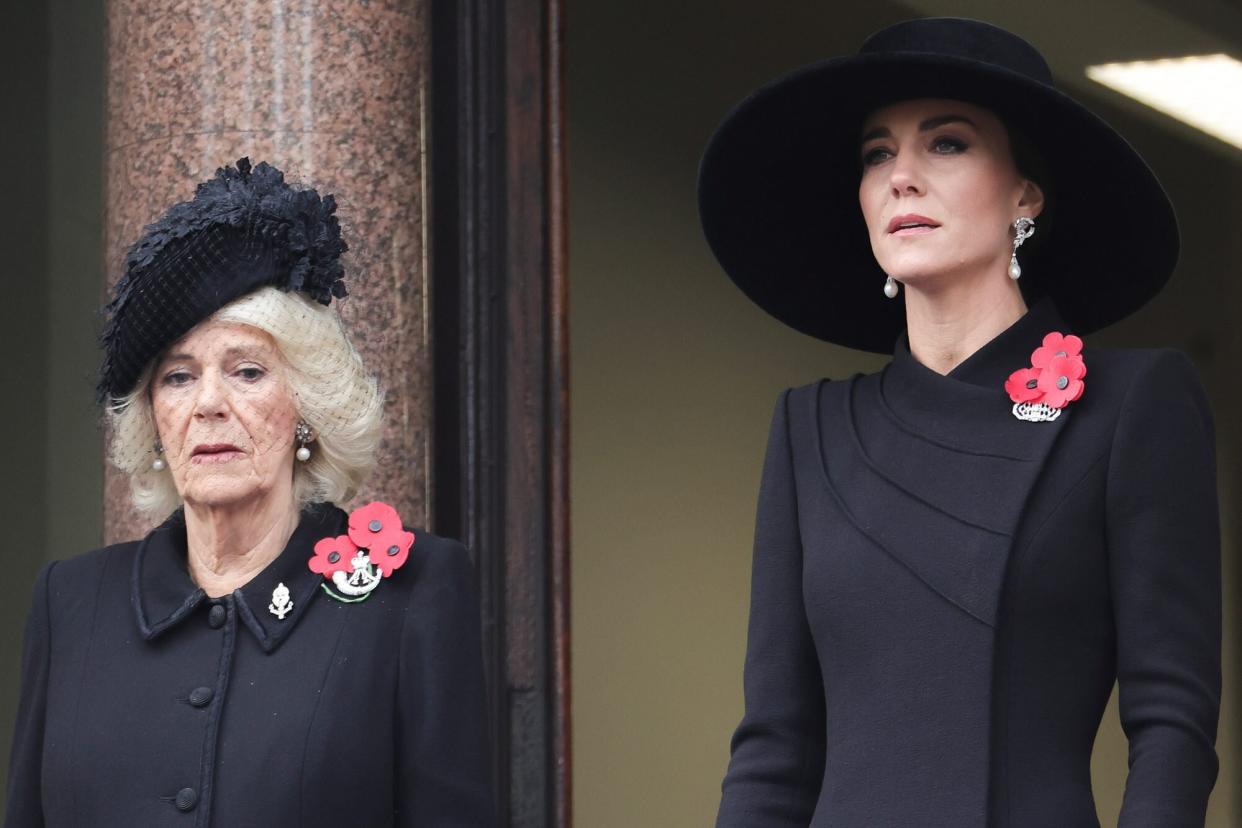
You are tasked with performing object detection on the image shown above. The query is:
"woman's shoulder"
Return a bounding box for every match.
[45,539,141,590]
[377,526,475,607]
[406,528,473,577]
[771,375,858,424]
[1082,345,1209,408]
[1082,345,1214,448]
[18,540,141,625]
[1084,343,1200,378]
[378,528,479,644]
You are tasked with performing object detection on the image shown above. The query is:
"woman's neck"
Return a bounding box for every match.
[903,273,1028,376]
[183,491,301,598]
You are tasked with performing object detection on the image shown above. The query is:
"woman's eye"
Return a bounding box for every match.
[237,366,266,381]
[932,136,967,154]
[861,147,892,166]
[162,371,192,386]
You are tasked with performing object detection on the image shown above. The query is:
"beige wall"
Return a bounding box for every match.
[568,2,1241,825]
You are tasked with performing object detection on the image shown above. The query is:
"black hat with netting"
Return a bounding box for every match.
[98,158,349,402]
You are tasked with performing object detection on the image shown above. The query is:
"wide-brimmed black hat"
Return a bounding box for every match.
[697,17,1179,352]
[98,158,348,401]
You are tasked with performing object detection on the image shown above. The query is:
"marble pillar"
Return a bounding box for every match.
[104,0,431,541]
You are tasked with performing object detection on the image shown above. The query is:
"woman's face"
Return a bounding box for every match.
[857,98,1043,289]
[150,319,299,510]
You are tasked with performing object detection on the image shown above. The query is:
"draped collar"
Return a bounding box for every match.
[877,298,1073,460]
[806,298,1079,627]
[891,296,1069,389]
[131,502,347,652]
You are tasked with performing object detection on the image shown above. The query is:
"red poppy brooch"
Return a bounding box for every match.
[1004,332,1086,422]
[308,501,416,603]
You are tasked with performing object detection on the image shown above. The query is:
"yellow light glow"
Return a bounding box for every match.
[1086,54,1242,150]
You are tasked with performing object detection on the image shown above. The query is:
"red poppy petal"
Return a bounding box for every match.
[1006,367,1044,402]
[373,530,416,577]
[309,535,357,575]
[347,501,405,548]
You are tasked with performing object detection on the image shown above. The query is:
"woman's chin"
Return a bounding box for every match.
[179,477,268,510]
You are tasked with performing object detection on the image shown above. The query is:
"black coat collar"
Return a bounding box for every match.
[131,502,347,652]
[878,298,1073,460]
[808,298,1080,627]
[891,297,1069,388]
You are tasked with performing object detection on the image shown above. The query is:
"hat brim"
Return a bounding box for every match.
[697,52,1180,352]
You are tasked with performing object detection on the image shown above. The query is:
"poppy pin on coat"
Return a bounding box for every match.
[1005,332,1087,422]
[308,501,416,603]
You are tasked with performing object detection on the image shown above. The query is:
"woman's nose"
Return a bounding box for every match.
[888,151,924,197]
[192,370,229,419]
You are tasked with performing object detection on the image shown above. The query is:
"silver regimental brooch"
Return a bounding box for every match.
[268,582,294,619]
[309,501,416,604]
[327,549,383,601]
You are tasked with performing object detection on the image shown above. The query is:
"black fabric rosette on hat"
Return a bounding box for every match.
[697,17,1180,352]
[98,158,349,401]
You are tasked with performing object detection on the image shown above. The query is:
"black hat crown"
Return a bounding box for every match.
[99,158,349,401]
[859,18,1053,84]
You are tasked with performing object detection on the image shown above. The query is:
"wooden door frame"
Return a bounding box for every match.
[430,0,570,825]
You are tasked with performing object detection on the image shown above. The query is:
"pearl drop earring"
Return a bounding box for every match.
[1009,216,1035,280]
[152,439,166,472]
[883,275,899,299]
[295,421,314,462]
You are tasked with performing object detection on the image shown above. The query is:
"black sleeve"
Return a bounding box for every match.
[4,561,55,828]
[716,390,826,827]
[1107,351,1221,826]
[395,538,495,827]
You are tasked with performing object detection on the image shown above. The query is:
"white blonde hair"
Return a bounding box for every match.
[106,288,384,519]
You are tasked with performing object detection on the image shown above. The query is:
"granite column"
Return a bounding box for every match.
[104,0,432,539]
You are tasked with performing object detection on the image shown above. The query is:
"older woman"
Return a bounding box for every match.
[699,18,1220,827]
[5,159,493,826]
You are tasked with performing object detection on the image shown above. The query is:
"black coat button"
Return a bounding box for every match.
[188,686,214,707]
[175,787,198,811]
[208,603,227,629]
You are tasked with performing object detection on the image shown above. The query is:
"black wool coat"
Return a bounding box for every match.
[715,300,1221,828]
[5,502,494,827]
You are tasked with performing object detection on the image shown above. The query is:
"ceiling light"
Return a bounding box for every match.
[1086,54,1242,150]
